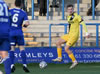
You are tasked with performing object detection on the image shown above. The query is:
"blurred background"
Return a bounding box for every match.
[5,0,100,47]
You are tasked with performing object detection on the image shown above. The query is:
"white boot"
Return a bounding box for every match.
[52,57,62,62]
[69,60,78,69]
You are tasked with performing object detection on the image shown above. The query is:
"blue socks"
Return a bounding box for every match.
[9,51,14,65]
[3,57,11,74]
[21,50,27,65]
[10,50,27,66]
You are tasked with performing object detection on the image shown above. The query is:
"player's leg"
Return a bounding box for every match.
[19,46,27,66]
[9,46,16,73]
[0,52,2,63]
[9,36,16,73]
[52,34,69,62]
[0,39,11,74]
[0,51,10,63]
[0,51,11,74]
[19,46,30,73]
[52,38,66,62]
[18,35,30,73]
[65,40,78,69]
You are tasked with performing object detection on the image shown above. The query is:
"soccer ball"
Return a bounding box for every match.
[0,70,3,74]
[39,61,47,69]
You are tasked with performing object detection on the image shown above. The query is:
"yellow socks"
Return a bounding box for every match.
[69,53,76,62]
[57,48,62,58]
[57,48,76,62]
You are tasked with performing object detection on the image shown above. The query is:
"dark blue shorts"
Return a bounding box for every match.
[10,35,25,46]
[0,38,10,51]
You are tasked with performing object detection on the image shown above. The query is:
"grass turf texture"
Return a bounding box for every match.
[0,63,100,74]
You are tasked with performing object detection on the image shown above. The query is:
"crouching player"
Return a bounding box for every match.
[52,4,90,69]
[9,0,30,73]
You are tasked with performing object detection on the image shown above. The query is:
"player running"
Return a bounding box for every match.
[9,0,30,73]
[52,4,90,69]
[0,0,11,74]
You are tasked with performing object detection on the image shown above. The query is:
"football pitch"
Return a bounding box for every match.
[0,63,100,74]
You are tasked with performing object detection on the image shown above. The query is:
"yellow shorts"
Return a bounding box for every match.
[61,34,78,46]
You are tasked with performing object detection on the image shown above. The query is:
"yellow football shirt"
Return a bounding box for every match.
[67,12,87,36]
[61,12,88,46]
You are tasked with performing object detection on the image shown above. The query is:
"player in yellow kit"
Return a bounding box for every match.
[52,4,90,69]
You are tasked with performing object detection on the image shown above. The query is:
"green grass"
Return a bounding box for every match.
[0,63,100,74]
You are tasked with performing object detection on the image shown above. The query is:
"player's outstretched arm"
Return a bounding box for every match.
[78,15,90,38]
[80,21,90,38]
